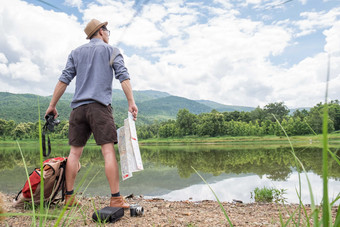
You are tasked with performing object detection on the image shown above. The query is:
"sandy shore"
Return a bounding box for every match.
[1,193,338,226]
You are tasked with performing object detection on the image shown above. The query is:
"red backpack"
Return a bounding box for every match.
[13,157,80,207]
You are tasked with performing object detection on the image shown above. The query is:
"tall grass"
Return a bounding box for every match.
[275,55,340,226]
[191,166,233,226]
[322,54,331,226]
[16,141,37,226]
[0,98,91,226]
[191,55,340,226]
[38,97,45,226]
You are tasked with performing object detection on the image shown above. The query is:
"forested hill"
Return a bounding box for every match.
[0,90,254,126]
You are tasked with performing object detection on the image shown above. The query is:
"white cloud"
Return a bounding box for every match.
[8,57,41,81]
[0,0,339,109]
[294,7,340,37]
[64,0,82,8]
[121,18,164,48]
[324,21,340,54]
[142,4,168,23]
[213,0,233,9]
[299,0,307,5]
[0,53,8,64]
[130,10,292,106]
[0,64,9,75]
[79,0,337,108]
[0,0,84,94]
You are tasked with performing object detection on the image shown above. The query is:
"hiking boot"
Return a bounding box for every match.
[110,196,129,209]
[64,194,81,208]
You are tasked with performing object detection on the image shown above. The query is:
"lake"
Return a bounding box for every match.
[0,141,339,204]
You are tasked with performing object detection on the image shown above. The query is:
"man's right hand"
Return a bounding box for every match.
[45,105,58,119]
[129,104,138,121]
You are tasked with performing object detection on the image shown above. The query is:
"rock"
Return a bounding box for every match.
[232,199,243,203]
[151,207,159,212]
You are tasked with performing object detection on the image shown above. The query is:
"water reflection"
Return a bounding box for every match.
[159,172,340,204]
[141,144,340,181]
[0,142,339,204]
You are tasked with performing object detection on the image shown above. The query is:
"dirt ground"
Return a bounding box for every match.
[1,193,338,226]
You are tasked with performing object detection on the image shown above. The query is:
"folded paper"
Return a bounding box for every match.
[118,112,143,180]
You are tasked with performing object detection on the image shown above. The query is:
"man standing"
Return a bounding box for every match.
[45,19,138,208]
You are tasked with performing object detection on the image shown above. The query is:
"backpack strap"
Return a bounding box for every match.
[15,189,23,201]
[60,160,66,202]
[42,124,51,157]
[109,47,121,66]
[49,159,67,203]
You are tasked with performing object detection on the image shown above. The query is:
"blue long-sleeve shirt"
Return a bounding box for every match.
[59,38,130,109]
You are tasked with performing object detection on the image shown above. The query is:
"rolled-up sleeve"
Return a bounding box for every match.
[112,49,130,83]
[59,53,76,85]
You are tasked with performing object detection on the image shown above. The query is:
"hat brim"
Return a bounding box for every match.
[86,21,108,39]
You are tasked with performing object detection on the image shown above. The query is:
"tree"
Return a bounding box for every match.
[291,117,310,135]
[239,111,251,122]
[292,109,308,120]
[3,120,16,139]
[0,119,7,137]
[159,120,177,138]
[264,102,289,122]
[176,109,197,136]
[195,111,225,137]
[328,100,340,131]
[60,121,69,138]
[250,106,267,123]
[12,123,30,139]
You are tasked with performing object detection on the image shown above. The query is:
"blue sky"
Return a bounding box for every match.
[0,0,339,108]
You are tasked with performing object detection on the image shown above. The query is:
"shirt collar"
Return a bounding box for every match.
[90,38,104,43]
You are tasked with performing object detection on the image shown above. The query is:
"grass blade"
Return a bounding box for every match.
[38,97,44,227]
[16,141,36,226]
[54,166,92,226]
[334,204,340,227]
[321,54,331,227]
[322,104,331,226]
[191,166,233,226]
[273,114,318,225]
[294,188,311,227]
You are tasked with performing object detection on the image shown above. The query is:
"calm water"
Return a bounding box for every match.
[1,141,339,204]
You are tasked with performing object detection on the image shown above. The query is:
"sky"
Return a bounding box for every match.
[0,0,339,108]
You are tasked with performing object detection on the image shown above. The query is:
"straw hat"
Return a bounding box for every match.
[84,19,108,39]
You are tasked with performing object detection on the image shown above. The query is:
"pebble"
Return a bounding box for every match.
[151,207,158,212]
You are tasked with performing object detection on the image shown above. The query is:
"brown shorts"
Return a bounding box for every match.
[68,102,117,146]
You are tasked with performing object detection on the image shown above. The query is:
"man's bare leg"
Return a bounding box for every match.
[65,145,83,206]
[101,143,129,208]
[101,143,119,193]
[66,146,83,191]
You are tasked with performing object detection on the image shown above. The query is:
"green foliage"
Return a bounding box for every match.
[264,102,290,122]
[251,186,287,203]
[192,166,234,226]
[0,90,247,127]
[138,95,212,119]
[1,93,340,141]
[140,145,340,180]
[196,100,254,112]
[306,101,339,134]
[176,109,197,136]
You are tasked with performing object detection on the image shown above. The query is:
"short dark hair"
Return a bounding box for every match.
[90,26,107,39]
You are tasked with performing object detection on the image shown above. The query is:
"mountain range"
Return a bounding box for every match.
[0,90,255,126]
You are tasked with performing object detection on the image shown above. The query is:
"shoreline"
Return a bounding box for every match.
[1,193,338,226]
[2,134,340,142]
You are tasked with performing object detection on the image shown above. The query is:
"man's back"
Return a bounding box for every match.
[60,38,114,108]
